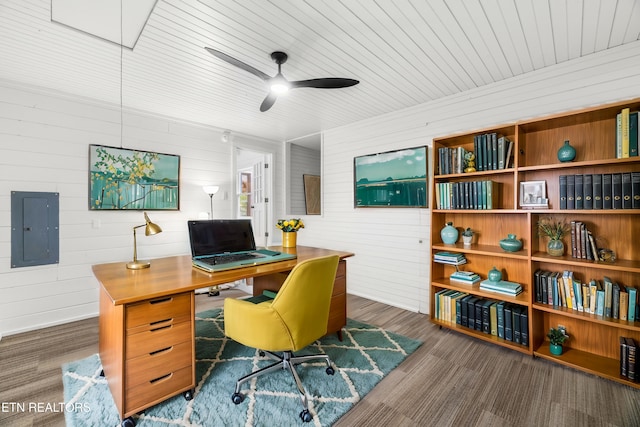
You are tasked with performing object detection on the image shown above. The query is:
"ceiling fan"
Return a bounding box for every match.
[204,48,359,112]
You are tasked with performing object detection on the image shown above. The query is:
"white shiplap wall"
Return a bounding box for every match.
[298,41,640,314]
[0,80,283,335]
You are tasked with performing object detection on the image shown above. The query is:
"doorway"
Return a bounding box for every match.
[235,147,273,247]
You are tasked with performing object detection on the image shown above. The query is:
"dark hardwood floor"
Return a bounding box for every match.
[1,291,639,426]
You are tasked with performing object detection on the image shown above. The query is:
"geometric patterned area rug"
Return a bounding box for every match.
[62,308,422,426]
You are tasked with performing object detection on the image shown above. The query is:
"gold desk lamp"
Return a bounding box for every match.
[126,212,162,270]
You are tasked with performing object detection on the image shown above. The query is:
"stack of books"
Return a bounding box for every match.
[480,279,523,296]
[450,271,480,285]
[434,252,467,265]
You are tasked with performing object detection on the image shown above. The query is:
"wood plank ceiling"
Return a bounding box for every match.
[1,0,639,142]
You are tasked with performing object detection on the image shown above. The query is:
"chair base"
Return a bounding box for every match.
[231,350,335,422]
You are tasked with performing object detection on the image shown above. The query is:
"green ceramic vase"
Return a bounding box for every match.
[557,140,576,162]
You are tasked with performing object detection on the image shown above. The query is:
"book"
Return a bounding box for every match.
[630,111,638,157]
[559,175,567,209]
[593,173,603,209]
[603,173,613,209]
[482,299,493,334]
[519,308,529,347]
[613,282,621,319]
[589,280,598,314]
[474,299,483,331]
[567,175,575,209]
[534,269,543,303]
[562,271,574,310]
[450,271,481,284]
[497,302,505,339]
[575,174,583,209]
[620,288,629,321]
[628,286,637,322]
[604,276,614,318]
[583,174,593,209]
[613,173,623,209]
[626,338,638,382]
[633,172,640,209]
[513,306,521,344]
[596,287,605,316]
[574,279,584,312]
[490,302,498,336]
[466,297,479,329]
[504,138,514,169]
[504,304,513,341]
[621,336,629,378]
[623,172,633,209]
[621,107,630,158]
[498,136,506,169]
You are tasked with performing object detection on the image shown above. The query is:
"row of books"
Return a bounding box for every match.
[616,108,639,159]
[434,252,466,265]
[620,337,639,382]
[569,221,600,261]
[435,180,498,210]
[433,290,528,346]
[473,133,513,172]
[559,173,640,210]
[534,270,638,321]
[436,134,514,176]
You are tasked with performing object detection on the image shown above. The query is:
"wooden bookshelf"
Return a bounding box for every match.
[430,98,640,388]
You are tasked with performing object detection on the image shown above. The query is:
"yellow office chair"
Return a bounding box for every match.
[223,255,340,423]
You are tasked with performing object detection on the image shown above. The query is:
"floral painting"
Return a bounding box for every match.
[89,145,180,210]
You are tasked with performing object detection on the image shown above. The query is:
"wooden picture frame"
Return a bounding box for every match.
[303,174,321,215]
[89,144,180,210]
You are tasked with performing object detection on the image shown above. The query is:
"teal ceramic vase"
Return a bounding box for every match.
[488,266,502,282]
[557,140,576,162]
[549,344,563,356]
[440,222,458,244]
[499,234,523,252]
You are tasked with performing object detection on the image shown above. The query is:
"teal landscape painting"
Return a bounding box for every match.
[89,145,180,210]
[355,146,427,207]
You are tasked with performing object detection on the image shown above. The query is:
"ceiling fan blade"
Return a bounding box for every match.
[205,47,271,81]
[260,92,278,112]
[290,78,359,89]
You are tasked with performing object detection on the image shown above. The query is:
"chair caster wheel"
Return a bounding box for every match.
[300,409,312,422]
[121,416,136,427]
[183,389,194,401]
[99,369,105,377]
[259,351,265,357]
[231,392,244,404]
[326,366,335,375]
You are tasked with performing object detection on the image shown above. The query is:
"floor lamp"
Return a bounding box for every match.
[202,185,220,296]
[202,185,220,219]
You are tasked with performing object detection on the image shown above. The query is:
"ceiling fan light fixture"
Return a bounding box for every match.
[269,74,290,94]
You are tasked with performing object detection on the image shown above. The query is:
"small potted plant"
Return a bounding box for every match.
[537,217,570,256]
[547,327,569,355]
[461,227,473,246]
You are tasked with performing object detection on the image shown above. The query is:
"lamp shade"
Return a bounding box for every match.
[143,212,162,236]
[203,185,220,196]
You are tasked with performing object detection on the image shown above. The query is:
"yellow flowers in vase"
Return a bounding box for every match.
[277,218,304,248]
[276,218,305,232]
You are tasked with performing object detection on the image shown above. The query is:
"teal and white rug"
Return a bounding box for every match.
[63,308,422,426]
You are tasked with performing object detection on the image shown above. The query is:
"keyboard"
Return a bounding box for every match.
[200,253,259,266]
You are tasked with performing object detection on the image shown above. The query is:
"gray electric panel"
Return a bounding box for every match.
[11,191,59,268]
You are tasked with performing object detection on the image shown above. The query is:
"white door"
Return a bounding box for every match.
[250,154,272,247]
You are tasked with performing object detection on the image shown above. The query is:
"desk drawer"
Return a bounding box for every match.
[126,292,192,329]
[126,321,192,360]
[125,365,193,415]
[126,341,192,388]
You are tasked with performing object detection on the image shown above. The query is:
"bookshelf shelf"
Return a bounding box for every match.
[430,98,640,388]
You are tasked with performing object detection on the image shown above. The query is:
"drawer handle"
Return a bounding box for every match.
[150,372,173,384]
[150,324,172,332]
[150,318,172,326]
[149,297,173,305]
[150,346,173,356]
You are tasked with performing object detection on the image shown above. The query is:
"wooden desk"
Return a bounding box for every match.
[93,246,353,425]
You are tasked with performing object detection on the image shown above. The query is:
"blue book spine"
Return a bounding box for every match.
[596,290,605,316]
[628,287,637,322]
[497,302,505,338]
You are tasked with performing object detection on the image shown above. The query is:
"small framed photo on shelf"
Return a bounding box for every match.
[519,180,548,208]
